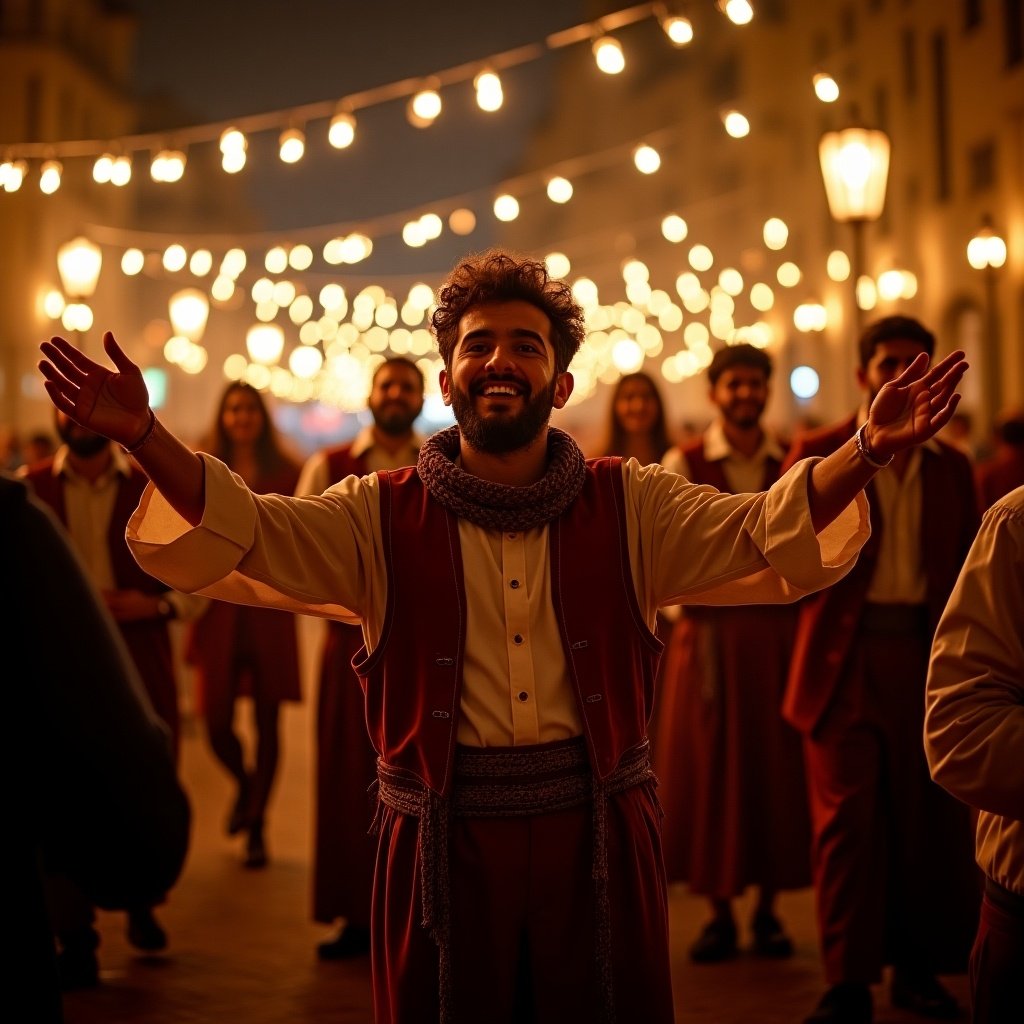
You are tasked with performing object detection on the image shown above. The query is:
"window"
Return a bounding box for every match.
[1006,0,1023,66]
[901,28,917,97]
[967,140,998,192]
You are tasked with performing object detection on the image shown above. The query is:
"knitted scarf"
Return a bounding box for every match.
[416,424,586,531]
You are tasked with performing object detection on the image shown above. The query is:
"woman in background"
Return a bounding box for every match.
[187,382,304,868]
[598,370,673,464]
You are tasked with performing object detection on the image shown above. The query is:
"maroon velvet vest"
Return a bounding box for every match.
[352,458,664,796]
[24,459,165,596]
[678,436,784,493]
[325,443,369,484]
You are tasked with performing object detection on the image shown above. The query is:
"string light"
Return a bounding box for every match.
[0,2,748,201]
[220,127,248,173]
[407,87,442,128]
[151,149,186,182]
[546,176,574,203]
[592,35,626,74]
[0,159,27,191]
[721,109,750,138]
[328,110,356,149]
[660,13,694,46]
[278,128,305,163]
[633,144,661,174]
[474,70,504,112]
[39,159,63,194]
[717,0,754,26]
[812,72,840,103]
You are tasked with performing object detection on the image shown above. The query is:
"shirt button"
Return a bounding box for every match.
[518,691,529,703]
[510,579,520,589]
[513,633,523,645]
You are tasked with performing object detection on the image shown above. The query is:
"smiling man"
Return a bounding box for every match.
[38,249,968,1024]
[655,344,810,967]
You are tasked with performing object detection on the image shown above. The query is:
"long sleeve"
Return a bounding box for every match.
[925,485,1024,893]
[925,488,1024,819]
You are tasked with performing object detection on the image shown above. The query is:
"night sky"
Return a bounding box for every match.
[130,0,590,271]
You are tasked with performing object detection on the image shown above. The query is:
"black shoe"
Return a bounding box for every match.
[689,917,738,963]
[804,984,873,1024]
[244,824,268,869]
[226,780,250,836]
[126,907,167,952]
[890,969,962,1020]
[56,945,99,991]
[751,910,794,958]
[317,925,371,960]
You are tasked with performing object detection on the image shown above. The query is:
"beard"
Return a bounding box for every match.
[57,420,110,458]
[450,375,556,455]
[372,404,420,437]
[722,401,765,431]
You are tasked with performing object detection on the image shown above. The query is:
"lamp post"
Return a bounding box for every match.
[56,236,103,349]
[817,122,891,336]
[967,215,1007,441]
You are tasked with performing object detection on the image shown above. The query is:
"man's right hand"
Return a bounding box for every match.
[39,331,151,448]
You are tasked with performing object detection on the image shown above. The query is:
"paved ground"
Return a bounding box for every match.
[61,698,970,1024]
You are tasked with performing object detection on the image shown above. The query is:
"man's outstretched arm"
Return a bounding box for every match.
[805,348,967,532]
[39,331,207,525]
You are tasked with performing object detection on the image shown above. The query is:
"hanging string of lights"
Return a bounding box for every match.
[0,1,757,192]
[25,0,915,410]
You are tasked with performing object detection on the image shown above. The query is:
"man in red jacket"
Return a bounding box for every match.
[23,411,204,989]
[38,251,968,1024]
[781,315,981,1024]
[296,356,425,960]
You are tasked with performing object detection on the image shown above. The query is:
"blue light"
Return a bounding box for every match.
[142,367,168,410]
[790,365,819,400]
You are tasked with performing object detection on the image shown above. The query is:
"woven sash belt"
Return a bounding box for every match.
[374,736,654,1024]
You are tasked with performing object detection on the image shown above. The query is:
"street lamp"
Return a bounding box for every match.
[818,121,891,334]
[967,215,1007,439]
[57,236,103,345]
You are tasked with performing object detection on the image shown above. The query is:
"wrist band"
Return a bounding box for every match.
[854,422,894,469]
[122,409,156,454]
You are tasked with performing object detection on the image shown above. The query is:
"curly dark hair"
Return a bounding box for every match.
[431,249,585,373]
[707,343,773,385]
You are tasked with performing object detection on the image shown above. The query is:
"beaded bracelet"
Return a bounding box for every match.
[854,422,894,469]
[122,408,157,454]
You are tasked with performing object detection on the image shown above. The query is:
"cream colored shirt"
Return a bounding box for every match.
[295,425,423,496]
[925,485,1024,894]
[41,445,206,621]
[661,419,787,494]
[856,406,938,605]
[129,453,868,747]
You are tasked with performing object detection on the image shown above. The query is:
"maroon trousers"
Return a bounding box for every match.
[369,778,673,1024]
[804,610,979,984]
[970,882,1024,1024]
[313,622,377,928]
